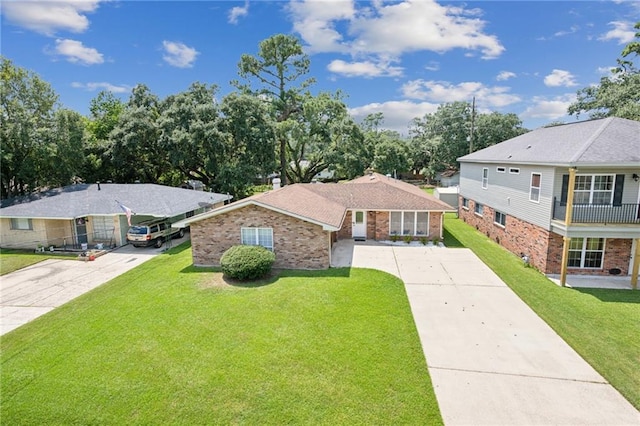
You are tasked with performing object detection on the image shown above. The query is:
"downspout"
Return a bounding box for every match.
[560,167,576,286]
[631,239,639,290]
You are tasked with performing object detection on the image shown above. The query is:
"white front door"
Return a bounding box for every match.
[352,211,366,239]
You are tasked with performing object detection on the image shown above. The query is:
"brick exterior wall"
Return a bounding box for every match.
[429,212,443,239]
[335,210,441,241]
[191,204,330,269]
[458,196,633,276]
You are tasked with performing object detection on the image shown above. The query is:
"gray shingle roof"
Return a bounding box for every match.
[0,184,231,219]
[458,117,640,166]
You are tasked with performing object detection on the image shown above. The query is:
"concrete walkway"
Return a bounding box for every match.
[334,241,640,425]
[0,237,187,335]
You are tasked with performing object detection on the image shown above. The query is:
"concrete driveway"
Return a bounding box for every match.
[1,235,188,336]
[337,242,640,425]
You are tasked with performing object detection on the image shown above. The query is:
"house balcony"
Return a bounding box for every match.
[552,198,640,224]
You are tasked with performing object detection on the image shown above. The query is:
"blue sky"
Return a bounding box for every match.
[2,0,639,134]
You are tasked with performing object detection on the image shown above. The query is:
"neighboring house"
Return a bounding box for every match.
[174,173,455,270]
[0,183,231,250]
[435,186,459,208]
[457,117,640,286]
[438,168,460,187]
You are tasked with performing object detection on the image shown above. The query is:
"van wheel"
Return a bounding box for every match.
[178,228,185,238]
[155,238,164,248]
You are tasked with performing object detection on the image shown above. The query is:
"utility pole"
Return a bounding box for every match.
[468,96,476,154]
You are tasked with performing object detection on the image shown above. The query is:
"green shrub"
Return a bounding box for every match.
[403,235,413,244]
[220,245,276,280]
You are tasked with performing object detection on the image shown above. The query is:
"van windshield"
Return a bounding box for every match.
[128,226,148,235]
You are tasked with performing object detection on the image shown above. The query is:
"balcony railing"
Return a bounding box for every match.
[552,198,640,224]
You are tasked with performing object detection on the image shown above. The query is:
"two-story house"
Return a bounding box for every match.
[457,117,640,288]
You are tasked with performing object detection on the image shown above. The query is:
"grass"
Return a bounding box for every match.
[0,249,77,275]
[0,243,442,425]
[444,214,640,410]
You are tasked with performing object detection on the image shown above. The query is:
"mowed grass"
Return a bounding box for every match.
[0,249,76,275]
[1,243,442,425]
[444,214,640,410]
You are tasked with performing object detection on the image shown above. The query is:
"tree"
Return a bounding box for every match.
[372,132,410,176]
[158,83,276,198]
[284,92,364,183]
[234,34,315,186]
[1,57,58,198]
[48,109,85,188]
[83,91,125,183]
[409,102,528,179]
[568,21,640,121]
[109,84,168,183]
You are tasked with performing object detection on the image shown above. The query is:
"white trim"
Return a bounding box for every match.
[352,210,367,239]
[573,174,615,205]
[509,167,520,174]
[494,210,506,228]
[496,167,506,173]
[482,168,489,189]
[567,237,605,269]
[389,211,429,236]
[241,227,274,251]
[529,172,541,203]
[630,239,637,276]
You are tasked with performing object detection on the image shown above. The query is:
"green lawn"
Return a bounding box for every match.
[0,249,77,275]
[0,243,442,425]
[444,214,640,410]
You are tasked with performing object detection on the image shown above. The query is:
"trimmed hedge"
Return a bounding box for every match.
[220,245,276,280]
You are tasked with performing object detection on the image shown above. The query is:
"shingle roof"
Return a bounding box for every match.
[458,117,640,166]
[178,173,455,230]
[0,184,231,219]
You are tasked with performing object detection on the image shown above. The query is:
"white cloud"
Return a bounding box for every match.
[289,0,504,59]
[521,94,576,119]
[554,25,579,37]
[228,1,249,24]
[496,71,516,81]
[1,0,102,36]
[424,61,439,71]
[289,0,355,54]
[349,100,440,135]
[71,82,130,93]
[401,79,521,108]
[54,39,104,65]
[161,41,199,68]
[599,21,636,44]
[544,69,578,87]
[327,59,403,77]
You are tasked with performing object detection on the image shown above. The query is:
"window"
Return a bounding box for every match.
[10,218,32,230]
[496,167,506,173]
[509,168,520,174]
[568,238,604,269]
[494,211,506,227]
[241,227,274,251]
[474,202,483,216]
[482,168,488,189]
[574,175,614,205]
[389,211,429,236]
[92,216,113,240]
[462,198,469,210]
[530,173,541,202]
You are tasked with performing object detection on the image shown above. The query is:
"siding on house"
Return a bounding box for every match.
[551,167,640,206]
[460,162,556,230]
[191,204,330,270]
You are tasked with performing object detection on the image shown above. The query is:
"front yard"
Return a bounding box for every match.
[444,214,640,410]
[0,244,442,425]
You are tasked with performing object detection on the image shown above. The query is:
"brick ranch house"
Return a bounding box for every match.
[174,173,455,269]
[457,117,640,287]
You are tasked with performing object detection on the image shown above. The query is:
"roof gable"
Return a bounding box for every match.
[458,117,640,166]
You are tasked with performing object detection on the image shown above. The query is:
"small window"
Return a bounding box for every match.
[494,211,506,227]
[186,210,195,218]
[241,227,274,251]
[474,202,483,216]
[530,173,541,202]
[482,168,488,189]
[496,167,506,173]
[462,198,469,210]
[10,218,32,230]
[509,168,520,174]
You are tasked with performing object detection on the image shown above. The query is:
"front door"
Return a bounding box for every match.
[75,217,88,245]
[352,211,366,240]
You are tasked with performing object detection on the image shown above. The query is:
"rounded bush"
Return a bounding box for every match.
[220,245,276,280]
